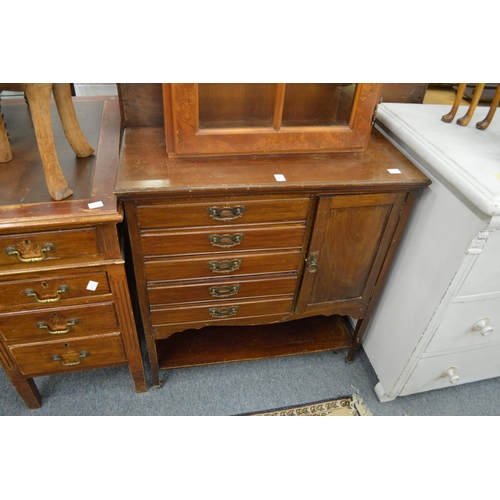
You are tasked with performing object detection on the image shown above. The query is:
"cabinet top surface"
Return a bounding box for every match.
[115,126,430,197]
[376,103,500,216]
[0,97,122,232]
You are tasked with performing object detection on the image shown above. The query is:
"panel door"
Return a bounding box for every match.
[296,193,406,317]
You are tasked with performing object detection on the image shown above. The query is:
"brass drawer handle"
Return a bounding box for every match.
[36,318,79,335]
[307,251,319,273]
[23,284,70,303]
[51,350,89,366]
[208,284,241,298]
[207,205,246,221]
[208,306,239,318]
[208,259,242,273]
[208,233,244,248]
[5,241,55,263]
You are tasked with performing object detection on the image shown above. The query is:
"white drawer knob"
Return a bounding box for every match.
[473,318,493,336]
[442,366,459,384]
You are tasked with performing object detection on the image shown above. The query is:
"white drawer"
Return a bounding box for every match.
[425,295,500,353]
[401,344,500,396]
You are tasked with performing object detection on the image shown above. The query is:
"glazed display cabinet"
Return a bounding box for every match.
[163,83,381,157]
[116,84,429,388]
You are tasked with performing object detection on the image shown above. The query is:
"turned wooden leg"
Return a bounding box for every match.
[442,83,467,123]
[24,83,74,201]
[457,83,485,126]
[52,83,95,158]
[476,86,500,130]
[0,113,13,162]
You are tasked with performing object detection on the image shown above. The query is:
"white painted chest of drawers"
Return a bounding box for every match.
[363,102,500,401]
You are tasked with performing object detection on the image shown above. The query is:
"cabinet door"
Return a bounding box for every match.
[163,83,380,157]
[296,193,406,317]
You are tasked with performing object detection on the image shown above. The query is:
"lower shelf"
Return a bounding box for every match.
[156,314,353,370]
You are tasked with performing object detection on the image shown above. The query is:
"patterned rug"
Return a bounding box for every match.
[244,394,372,416]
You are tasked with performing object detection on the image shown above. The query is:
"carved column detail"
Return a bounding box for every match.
[467,231,490,254]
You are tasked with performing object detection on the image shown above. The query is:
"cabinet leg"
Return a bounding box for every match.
[128,358,148,393]
[142,328,162,387]
[345,344,360,363]
[345,317,365,363]
[1,342,42,408]
[15,377,42,409]
[149,348,162,388]
[5,372,42,409]
[109,270,148,393]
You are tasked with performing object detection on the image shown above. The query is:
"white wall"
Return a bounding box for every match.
[73,84,117,96]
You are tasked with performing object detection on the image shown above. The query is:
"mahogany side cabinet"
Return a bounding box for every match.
[0,96,146,409]
[116,84,430,388]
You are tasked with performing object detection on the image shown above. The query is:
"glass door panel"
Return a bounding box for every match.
[281,83,357,127]
[198,84,277,129]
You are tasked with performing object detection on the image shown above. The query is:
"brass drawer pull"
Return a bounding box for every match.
[208,306,239,318]
[36,318,79,335]
[51,350,89,366]
[307,251,319,273]
[207,205,246,221]
[208,233,244,248]
[23,284,70,303]
[208,259,242,273]
[208,284,241,298]
[5,241,55,263]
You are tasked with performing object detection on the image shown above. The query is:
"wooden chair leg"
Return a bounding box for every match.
[476,86,500,130]
[23,83,74,201]
[52,83,95,158]
[442,83,467,123]
[0,113,13,162]
[457,83,485,126]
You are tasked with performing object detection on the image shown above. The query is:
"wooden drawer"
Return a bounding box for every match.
[425,295,500,354]
[0,271,112,310]
[0,302,119,342]
[148,275,298,305]
[0,228,101,270]
[145,250,301,282]
[137,197,311,229]
[9,333,127,377]
[141,224,306,257]
[401,344,500,396]
[151,296,294,329]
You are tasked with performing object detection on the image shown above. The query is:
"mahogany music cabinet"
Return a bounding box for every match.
[116,84,430,388]
[0,96,146,409]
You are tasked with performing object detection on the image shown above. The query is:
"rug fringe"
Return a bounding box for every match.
[352,393,373,416]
